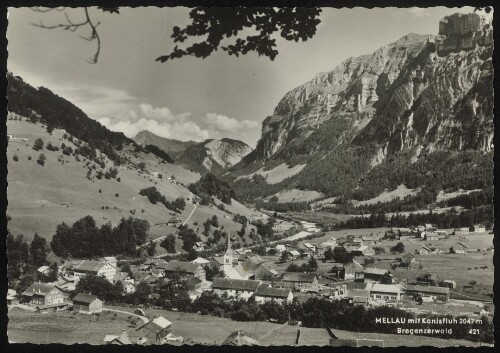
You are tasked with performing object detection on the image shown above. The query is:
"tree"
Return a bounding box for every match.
[31,7,321,64]
[279,251,289,263]
[173,197,186,211]
[333,246,351,264]
[32,138,44,151]
[37,153,46,166]
[211,215,219,228]
[30,233,48,267]
[187,249,198,261]
[160,234,177,254]
[134,282,151,304]
[391,242,405,254]
[18,275,35,293]
[146,241,157,257]
[307,257,318,271]
[47,262,59,282]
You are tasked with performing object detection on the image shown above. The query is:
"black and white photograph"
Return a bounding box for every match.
[4,3,495,347]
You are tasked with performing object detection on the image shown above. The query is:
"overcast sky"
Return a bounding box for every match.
[7,6,486,147]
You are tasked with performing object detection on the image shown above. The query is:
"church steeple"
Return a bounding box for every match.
[223,232,235,276]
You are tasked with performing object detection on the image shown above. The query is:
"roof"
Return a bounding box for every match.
[405,285,450,295]
[211,278,260,291]
[163,261,201,274]
[454,242,468,249]
[104,333,132,345]
[152,316,172,329]
[288,250,300,256]
[69,260,110,273]
[282,272,317,283]
[112,272,130,283]
[402,253,415,259]
[347,289,370,299]
[222,330,259,346]
[104,256,117,262]
[420,246,432,251]
[212,256,224,266]
[37,265,50,273]
[22,282,61,297]
[363,267,389,276]
[368,283,402,294]
[191,257,211,264]
[254,284,291,298]
[72,292,100,304]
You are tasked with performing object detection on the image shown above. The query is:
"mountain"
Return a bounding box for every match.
[230,13,493,204]
[6,78,266,252]
[177,138,253,174]
[134,130,197,153]
[134,130,252,174]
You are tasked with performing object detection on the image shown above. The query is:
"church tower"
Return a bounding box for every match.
[223,232,236,276]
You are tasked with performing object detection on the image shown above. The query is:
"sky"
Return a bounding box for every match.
[7,6,489,147]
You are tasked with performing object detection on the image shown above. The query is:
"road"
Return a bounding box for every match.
[103,307,149,324]
[136,195,197,250]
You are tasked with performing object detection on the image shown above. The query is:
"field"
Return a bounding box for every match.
[236,163,306,184]
[8,307,134,344]
[352,184,420,207]
[9,305,486,346]
[265,188,324,203]
[7,118,263,250]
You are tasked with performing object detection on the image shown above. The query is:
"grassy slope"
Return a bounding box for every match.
[6,119,261,251]
[9,305,484,347]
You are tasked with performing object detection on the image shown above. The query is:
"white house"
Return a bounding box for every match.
[254,284,293,304]
[67,260,117,283]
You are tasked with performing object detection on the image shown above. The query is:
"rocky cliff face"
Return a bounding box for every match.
[178,138,252,174]
[245,15,492,166]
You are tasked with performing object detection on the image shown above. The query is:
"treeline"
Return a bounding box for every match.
[50,216,150,258]
[436,188,493,209]
[144,144,174,163]
[338,205,493,230]
[7,231,54,285]
[139,186,186,213]
[351,150,493,201]
[256,200,311,212]
[7,73,132,165]
[231,173,295,202]
[189,173,235,204]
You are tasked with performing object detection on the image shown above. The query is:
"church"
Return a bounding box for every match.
[212,234,278,281]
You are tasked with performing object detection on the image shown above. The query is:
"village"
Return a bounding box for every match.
[7,218,494,346]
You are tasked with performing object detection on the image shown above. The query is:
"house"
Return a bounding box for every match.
[303,243,316,253]
[254,284,293,304]
[72,292,103,314]
[401,253,416,266]
[321,238,337,249]
[193,242,205,252]
[442,280,457,289]
[37,265,52,277]
[362,268,392,284]
[287,250,301,260]
[398,228,413,237]
[104,331,132,345]
[418,246,432,255]
[315,244,328,256]
[222,330,259,346]
[346,288,370,305]
[454,227,469,236]
[163,261,206,280]
[7,289,18,305]
[21,282,66,310]
[226,255,277,280]
[451,242,468,254]
[282,273,318,291]
[473,224,486,233]
[356,245,375,256]
[103,256,118,269]
[404,284,450,301]
[211,278,260,301]
[330,260,364,280]
[366,283,402,302]
[66,260,116,283]
[191,257,211,265]
[425,232,439,241]
[275,244,287,253]
[135,316,172,344]
[425,223,436,231]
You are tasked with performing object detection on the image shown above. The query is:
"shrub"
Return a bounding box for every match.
[115,193,119,198]
[99,189,102,193]
[32,138,44,151]
[13,155,18,162]
[37,153,46,166]
[117,177,121,182]
[28,155,32,160]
